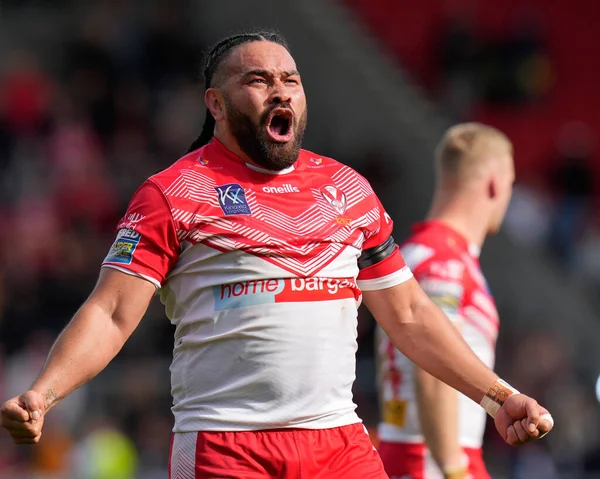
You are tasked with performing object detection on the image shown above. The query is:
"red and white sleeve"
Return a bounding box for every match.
[102,180,180,288]
[357,196,412,291]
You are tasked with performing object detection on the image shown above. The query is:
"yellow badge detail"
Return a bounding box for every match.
[383,399,407,428]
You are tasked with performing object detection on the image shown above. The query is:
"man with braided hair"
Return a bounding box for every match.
[1,32,552,478]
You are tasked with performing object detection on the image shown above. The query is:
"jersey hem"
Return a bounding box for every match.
[171,414,362,434]
[101,264,161,289]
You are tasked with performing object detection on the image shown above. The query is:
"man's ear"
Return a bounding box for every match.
[205,88,225,122]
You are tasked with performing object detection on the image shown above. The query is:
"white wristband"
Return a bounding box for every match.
[480,379,520,418]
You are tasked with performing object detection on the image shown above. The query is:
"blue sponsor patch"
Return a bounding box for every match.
[215,183,251,215]
[104,229,141,265]
[213,279,284,311]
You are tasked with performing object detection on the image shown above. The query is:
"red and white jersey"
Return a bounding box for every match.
[102,139,412,433]
[376,221,499,448]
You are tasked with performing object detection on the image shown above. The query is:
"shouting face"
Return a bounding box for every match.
[206,40,308,171]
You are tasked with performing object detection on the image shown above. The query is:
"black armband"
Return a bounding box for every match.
[358,236,397,269]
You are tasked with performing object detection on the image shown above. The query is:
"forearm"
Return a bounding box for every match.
[31,301,130,411]
[393,296,496,403]
[415,368,463,472]
[368,282,497,404]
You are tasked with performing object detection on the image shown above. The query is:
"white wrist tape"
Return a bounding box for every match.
[480,378,520,418]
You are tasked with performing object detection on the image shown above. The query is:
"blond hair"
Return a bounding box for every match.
[435,123,513,182]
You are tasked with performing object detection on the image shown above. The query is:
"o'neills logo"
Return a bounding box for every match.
[320,185,347,215]
[262,184,300,193]
[213,277,359,311]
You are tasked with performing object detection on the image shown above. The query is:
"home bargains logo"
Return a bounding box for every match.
[215,183,251,215]
[320,185,347,215]
[213,277,359,311]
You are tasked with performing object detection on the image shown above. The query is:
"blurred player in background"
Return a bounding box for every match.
[2,33,551,479]
[377,123,516,479]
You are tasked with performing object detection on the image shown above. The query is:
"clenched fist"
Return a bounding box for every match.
[494,393,553,446]
[1,390,47,444]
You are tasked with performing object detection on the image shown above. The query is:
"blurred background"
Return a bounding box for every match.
[0,0,599,478]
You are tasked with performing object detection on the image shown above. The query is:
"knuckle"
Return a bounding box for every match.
[22,424,38,435]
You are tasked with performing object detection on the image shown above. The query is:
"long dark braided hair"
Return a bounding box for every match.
[186,31,290,154]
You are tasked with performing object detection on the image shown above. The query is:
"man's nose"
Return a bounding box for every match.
[269,81,291,105]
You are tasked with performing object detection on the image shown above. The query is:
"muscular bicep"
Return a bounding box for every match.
[86,267,156,336]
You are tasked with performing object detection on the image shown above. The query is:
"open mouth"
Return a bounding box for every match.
[266,109,294,142]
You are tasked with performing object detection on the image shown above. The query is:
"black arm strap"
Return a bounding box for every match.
[358,235,397,270]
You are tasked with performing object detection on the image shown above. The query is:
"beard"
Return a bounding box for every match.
[224,98,307,171]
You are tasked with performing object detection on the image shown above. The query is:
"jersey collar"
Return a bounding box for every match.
[209,138,297,175]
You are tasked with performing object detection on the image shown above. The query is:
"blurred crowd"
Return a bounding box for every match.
[0,1,599,478]
[434,6,555,119]
[430,5,600,299]
[503,120,600,296]
[0,1,207,477]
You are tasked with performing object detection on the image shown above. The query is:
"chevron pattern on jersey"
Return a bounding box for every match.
[163,165,382,277]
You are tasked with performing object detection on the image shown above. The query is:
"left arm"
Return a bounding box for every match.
[363,278,553,445]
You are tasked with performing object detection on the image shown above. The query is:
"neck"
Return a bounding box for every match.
[214,130,257,166]
[427,192,490,249]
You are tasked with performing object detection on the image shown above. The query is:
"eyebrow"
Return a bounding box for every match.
[241,69,300,79]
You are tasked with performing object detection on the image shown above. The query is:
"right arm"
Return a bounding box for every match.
[34,180,177,411]
[0,268,155,443]
[32,268,156,412]
[1,180,179,444]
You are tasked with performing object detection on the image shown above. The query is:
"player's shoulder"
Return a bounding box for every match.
[299,149,357,174]
[401,226,464,279]
[146,146,217,192]
[298,149,375,192]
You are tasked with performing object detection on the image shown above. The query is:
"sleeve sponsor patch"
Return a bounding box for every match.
[419,277,463,315]
[104,229,141,265]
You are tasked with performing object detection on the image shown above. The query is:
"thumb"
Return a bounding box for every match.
[18,391,45,421]
[525,397,540,433]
